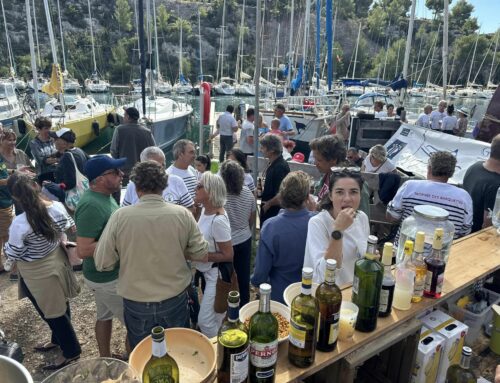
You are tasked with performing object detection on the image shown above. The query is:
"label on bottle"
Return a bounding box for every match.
[230,346,249,383]
[352,275,359,295]
[289,319,307,349]
[152,339,167,358]
[329,312,340,345]
[413,278,425,297]
[379,287,390,312]
[424,270,433,291]
[249,340,278,368]
[436,272,444,294]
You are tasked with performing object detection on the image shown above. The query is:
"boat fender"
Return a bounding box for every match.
[107,112,118,126]
[92,121,100,136]
[201,82,211,125]
[16,119,27,135]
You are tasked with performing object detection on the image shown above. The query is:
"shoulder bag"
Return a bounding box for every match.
[65,152,89,212]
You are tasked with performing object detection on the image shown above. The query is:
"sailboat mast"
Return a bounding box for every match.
[153,0,161,79]
[198,10,203,77]
[487,30,499,86]
[179,19,183,77]
[352,23,361,79]
[146,0,155,97]
[56,0,67,72]
[32,0,41,67]
[235,0,245,83]
[287,0,294,92]
[442,0,448,99]
[42,0,58,64]
[467,33,479,86]
[315,0,321,89]
[87,0,97,73]
[0,0,14,74]
[402,0,416,81]
[426,24,440,86]
[25,0,40,111]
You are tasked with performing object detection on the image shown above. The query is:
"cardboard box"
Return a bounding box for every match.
[412,326,446,383]
[420,310,468,383]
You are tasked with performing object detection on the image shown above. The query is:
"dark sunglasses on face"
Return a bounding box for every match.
[101,169,121,177]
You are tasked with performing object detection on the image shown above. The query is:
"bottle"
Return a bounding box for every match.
[392,240,416,311]
[351,235,384,332]
[256,178,263,198]
[424,228,446,298]
[217,291,249,383]
[315,259,342,352]
[249,283,278,383]
[288,267,319,367]
[142,326,180,383]
[378,242,395,317]
[410,231,427,303]
[445,346,476,383]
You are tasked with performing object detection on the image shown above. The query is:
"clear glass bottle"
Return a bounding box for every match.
[142,326,180,383]
[410,231,427,303]
[424,228,446,298]
[397,205,455,263]
[351,235,384,332]
[217,291,249,383]
[288,267,319,367]
[445,346,476,383]
[379,242,395,317]
[249,283,278,383]
[392,240,415,311]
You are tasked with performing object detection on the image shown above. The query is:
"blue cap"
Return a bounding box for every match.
[85,155,126,182]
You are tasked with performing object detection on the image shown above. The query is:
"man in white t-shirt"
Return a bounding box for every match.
[239,107,255,155]
[429,100,447,130]
[387,151,473,244]
[167,139,199,201]
[122,146,194,209]
[374,101,387,118]
[416,104,433,128]
[210,105,239,163]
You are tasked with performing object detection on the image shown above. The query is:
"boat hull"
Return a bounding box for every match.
[150,112,191,150]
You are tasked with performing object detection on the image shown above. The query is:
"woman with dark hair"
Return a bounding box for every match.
[227,148,256,193]
[29,117,58,183]
[195,154,211,175]
[220,160,256,306]
[5,172,81,370]
[303,169,369,286]
[441,104,457,135]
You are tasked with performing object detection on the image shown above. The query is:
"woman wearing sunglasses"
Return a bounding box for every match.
[303,169,370,286]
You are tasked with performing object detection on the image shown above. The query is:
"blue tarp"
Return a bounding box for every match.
[291,62,303,91]
[179,73,189,85]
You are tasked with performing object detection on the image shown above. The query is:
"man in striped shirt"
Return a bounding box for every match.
[386,151,473,244]
[167,139,199,201]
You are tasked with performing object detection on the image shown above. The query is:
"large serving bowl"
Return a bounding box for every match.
[129,327,216,383]
[283,282,320,307]
[0,356,33,383]
[239,300,290,343]
[41,357,138,383]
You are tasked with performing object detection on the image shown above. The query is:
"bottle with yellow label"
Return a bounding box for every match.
[410,231,427,302]
[315,259,342,351]
[288,267,319,367]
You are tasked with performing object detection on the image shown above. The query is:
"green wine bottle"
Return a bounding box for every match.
[142,326,180,383]
[445,346,476,383]
[249,283,279,383]
[351,235,384,332]
[218,291,249,383]
[288,267,319,367]
[315,259,342,352]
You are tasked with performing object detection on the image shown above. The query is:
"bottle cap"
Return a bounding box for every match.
[462,346,472,356]
[302,267,314,279]
[404,240,414,256]
[228,291,240,305]
[414,231,425,253]
[151,326,165,341]
[260,283,271,294]
[433,228,444,250]
[368,235,378,245]
[326,259,337,270]
[381,242,393,266]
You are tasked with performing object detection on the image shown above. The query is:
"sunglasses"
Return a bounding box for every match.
[331,166,361,173]
[101,169,121,177]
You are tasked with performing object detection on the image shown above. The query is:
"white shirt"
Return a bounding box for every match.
[239,120,254,154]
[441,115,458,132]
[193,210,232,272]
[217,111,238,136]
[430,110,445,130]
[121,173,194,208]
[303,210,370,286]
[387,180,473,241]
[167,165,199,199]
[363,155,396,174]
[416,113,431,128]
[244,173,256,193]
[375,111,388,118]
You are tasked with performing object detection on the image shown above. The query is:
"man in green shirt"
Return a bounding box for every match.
[75,155,128,358]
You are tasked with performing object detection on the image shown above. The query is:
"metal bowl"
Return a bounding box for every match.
[0,355,33,383]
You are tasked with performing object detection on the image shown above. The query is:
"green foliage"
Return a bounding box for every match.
[450,34,490,85]
[156,4,171,34]
[354,0,372,18]
[114,0,133,32]
[425,0,451,16]
[449,0,478,35]
[111,38,131,83]
[335,0,355,19]
[168,18,193,40]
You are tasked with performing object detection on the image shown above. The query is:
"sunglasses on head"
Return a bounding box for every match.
[330,166,361,174]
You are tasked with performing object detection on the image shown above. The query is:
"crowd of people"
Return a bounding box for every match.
[0,99,498,371]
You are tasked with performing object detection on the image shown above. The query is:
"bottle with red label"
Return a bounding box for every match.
[249,283,278,383]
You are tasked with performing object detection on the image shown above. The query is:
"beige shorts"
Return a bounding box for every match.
[84,278,124,323]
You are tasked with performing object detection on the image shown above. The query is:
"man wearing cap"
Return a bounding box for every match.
[454,107,469,137]
[75,155,129,358]
[110,107,155,184]
[45,128,89,202]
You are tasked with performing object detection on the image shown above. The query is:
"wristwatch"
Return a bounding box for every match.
[331,230,343,240]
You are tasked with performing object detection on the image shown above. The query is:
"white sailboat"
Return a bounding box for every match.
[173,18,192,94]
[83,0,110,92]
[214,0,235,95]
[234,0,255,96]
[152,0,172,94]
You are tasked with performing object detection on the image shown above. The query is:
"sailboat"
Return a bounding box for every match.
[234,0,255,96]
[83,0,110,92]
[173,18,193,94]
[23,0,114,148]
[213,0,235,95]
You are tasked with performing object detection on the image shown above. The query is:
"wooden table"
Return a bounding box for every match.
[275,228,500,382]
